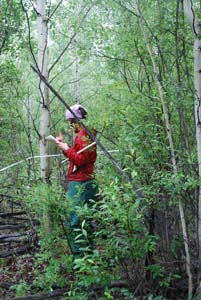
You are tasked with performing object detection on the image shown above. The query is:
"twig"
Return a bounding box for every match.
[49,4,93,73]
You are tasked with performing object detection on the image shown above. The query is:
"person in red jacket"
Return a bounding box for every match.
[54,104,98,255]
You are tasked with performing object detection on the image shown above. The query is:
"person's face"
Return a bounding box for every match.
[68,119,80,132]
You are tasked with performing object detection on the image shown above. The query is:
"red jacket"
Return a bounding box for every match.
[63,128,97,182]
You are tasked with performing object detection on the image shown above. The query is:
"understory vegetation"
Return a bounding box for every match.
[1,0,201,299]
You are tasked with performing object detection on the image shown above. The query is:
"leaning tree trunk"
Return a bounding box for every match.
[183,0,201,294]
[37,0,50,181]
[136,1,193,298]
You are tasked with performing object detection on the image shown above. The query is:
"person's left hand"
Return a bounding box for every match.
[55,138,69,151]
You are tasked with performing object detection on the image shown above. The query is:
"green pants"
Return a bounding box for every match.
[66,180,98,254]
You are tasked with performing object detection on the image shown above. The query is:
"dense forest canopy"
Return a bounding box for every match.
[1,1,201,300]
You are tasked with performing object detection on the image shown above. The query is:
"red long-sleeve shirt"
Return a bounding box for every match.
[63,128,97,182]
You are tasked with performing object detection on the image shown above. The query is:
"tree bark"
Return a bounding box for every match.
[37,0,50,181]
[183,0,201,295]
[37,0,51,235]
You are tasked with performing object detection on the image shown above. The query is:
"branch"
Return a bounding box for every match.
[48,0,63,20]
[183,0,198,35]
[49,32,78,73]
[29,0,41,16]
[20,0,39,71]
[31,65,134,186]
[23,100,41,139]
[49,4,93,73]
[112,0,139,17]
[119,61,133,94]
[49,59,76,83]
[96,50,133,63]
[20,0,46,106]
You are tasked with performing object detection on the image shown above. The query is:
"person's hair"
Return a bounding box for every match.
[79,106,87,119]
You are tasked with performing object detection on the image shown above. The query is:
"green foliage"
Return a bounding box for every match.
[73,252,113,287]
[22,183,72,290]
[0,0,25,54]
[11,281,31,297]
[1,0,200,299]
[194,294,201,300]
[33,254,73,290]
[148,295,168,300]
[24,182,68,242]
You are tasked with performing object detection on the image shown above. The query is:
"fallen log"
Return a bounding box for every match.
[0,232,32,243]
[0,224,30,230]
[0,281,15,289]
[2,288,69,300]
[0,236,30,243]
[0,233,25,239]
[110,280,128,288]
[0,244,33,258]
[0,212,27,218]
[12,217,40,225]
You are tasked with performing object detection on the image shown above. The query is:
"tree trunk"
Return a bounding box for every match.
[37,0,51,234]
[183,0,201,295]
[37,0,50,181]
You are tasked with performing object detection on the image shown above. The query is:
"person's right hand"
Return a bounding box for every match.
[57,132,63,142]
[54,138,69,151]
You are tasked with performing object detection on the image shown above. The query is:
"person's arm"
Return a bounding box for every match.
[64,134,96,167]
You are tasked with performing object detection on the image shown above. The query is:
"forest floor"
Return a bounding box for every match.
[0,196,124,300]
[0,195,189,300]
[0,195,39,299]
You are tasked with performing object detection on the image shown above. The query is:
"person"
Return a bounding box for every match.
[54,104,98,255]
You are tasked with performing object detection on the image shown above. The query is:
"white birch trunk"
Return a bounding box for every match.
[37,0,50,181]
[136,1,193,298]
[184,0,201,294]
[37,0,51,234]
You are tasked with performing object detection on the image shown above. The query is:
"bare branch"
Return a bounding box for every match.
[29,0,40,16]
[20,0,39,70]
[21,0,47,106]
[96,50,134,63]
[49,4,94,73]
[48,0,63,20]
[112,0,139,17]
[49,59,76,83]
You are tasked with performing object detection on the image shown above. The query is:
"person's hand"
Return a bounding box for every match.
[55,138,69,151]
[57,132,63,142]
